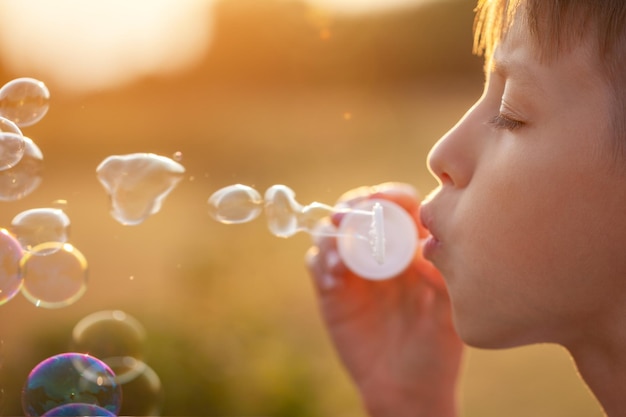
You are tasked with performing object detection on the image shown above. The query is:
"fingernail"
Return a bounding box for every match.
[319,272,340,290]
[325,251,343,274]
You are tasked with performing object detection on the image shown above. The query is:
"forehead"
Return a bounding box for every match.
[490,5,602,88]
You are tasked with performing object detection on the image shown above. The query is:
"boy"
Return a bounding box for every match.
[305,1,626,416]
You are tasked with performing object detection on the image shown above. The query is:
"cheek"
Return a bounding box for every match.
[452,147,594,299]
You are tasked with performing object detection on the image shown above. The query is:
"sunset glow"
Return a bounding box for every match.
[0,0,433,94]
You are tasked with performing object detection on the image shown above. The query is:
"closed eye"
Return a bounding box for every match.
[487,114,524,131]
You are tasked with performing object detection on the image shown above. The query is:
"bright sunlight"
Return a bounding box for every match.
[0,0,432,94]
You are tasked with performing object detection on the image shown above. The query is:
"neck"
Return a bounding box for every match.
[567,327,626,417]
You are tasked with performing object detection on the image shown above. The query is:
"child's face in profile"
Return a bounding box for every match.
[421,9,626,349]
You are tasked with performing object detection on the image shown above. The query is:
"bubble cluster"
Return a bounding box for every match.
[207,183,418,279]
[0,77,48,200]
[96,153,185,226]
[21,353,122,417]
[71,311,162,416]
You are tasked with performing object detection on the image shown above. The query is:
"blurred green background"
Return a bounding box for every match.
[0,0,603,416]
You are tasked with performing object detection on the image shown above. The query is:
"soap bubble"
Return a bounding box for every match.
[0,136,44,201]
[42,403,116,417]
[20,242,88,308]
[0,116,25,171]
[0,228,24,306]
[0,77,50,128]
[10,208,70,254]
[208,184,263,224]
[0,115,22,135]
[96,153,185,226]
[70,311,162,415]
[99,357,162,416]
[22,352,121,417]
[72,310,146,361]
[264,184,351,238]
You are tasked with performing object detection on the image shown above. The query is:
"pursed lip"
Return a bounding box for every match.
[419,203,442,260]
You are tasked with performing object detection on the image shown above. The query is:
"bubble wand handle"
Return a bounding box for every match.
[336,198,417,280]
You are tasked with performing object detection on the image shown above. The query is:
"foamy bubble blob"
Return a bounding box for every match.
[96,153,185,226]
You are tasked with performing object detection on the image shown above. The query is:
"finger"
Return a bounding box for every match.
[306,220,348,292]
[305,245,345,292]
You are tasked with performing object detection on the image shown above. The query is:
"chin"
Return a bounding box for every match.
[451,311,536,350]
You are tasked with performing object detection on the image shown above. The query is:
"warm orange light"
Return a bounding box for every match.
[319,28,333,40]
[305,0,431,15]
[0,0,215,94]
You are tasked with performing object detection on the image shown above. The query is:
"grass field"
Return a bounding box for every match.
[0,78,603,416]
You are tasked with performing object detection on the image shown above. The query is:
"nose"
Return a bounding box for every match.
[427,105,480,189]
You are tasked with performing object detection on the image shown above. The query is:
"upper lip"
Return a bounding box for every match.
[419,202,440,241]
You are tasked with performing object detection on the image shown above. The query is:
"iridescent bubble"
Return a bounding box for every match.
[72,310,146,361]
[42,403,116,417]
[22,353,121,417]
[208,184,263,224]
[20,242,88,309]
[96,153,185,226]
[0,228,24,306]
[10,208,70,254]
[0,136,44,201]
[0,77,50,128]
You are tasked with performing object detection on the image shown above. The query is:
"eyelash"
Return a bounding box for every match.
[488,114,524,131]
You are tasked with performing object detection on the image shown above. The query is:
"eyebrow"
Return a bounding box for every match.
[488,56,544,93]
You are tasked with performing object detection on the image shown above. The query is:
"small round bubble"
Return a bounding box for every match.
[0,228,24,306]
[0,136,43,201]
[72,310,146,361]
[96,153,185,226]
[20,242,88,308]
[11,208,71,254]
[207,184,263,224]
[21,352,121,417]
[101,357,163,416]
[0,77,50,127]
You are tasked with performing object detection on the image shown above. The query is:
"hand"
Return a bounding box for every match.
[306,183,464,417]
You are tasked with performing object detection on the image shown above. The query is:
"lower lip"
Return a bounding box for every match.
[420,235,441,260]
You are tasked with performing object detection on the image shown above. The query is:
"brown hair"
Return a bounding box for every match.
[473,0,626,149]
